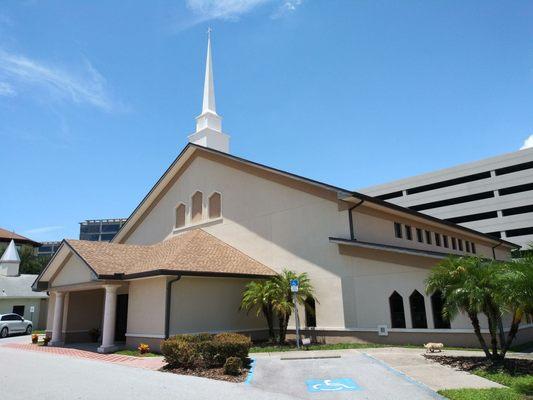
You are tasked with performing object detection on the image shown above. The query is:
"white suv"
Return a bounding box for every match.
[0,313,32,338]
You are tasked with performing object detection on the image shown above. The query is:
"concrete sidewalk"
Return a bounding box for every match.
[254,347,511,391]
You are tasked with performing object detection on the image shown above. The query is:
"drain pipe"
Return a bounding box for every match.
[491,240,503,260]
[348,199,365,240]
[165,276,181,339]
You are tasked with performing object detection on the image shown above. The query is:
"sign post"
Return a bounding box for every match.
[290,279,301,349]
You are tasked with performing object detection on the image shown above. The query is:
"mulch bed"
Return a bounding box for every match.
[162,366,249,383]
[425,354,533,376]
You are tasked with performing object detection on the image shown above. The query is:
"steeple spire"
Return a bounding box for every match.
[188,29,230,153]
[0,239,20,277]
[202,27,216,115]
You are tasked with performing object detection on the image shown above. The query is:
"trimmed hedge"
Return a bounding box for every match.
[161,332,251,370]
[223,356,242,376]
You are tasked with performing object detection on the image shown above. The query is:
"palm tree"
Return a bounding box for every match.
[271,270,316,345]
[426,256,496,360]
[495,256,533,357]
[240,280,277,343]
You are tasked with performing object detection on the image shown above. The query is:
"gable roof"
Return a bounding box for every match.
[47,229,275,282]
[1,274,48,299]
[112,143,517,249]
[0,228,40,247]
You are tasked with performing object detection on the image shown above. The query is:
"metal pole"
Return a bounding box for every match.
[293,293,300,349]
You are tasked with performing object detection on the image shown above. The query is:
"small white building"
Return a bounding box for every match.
[0,240,48,329]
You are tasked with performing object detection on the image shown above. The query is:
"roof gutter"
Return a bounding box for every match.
[165,276,181,339]
[348,199,365,240]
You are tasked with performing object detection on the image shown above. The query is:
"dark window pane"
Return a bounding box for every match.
[416,228,423,243]
[435,233,441,247]
[443,235,449,248]
[12,306,24,317]
[425,230,432,245]
[80,224,100,234]
[405,225,412,240]
[394,222,402,238]
[80,233,100,241]
[100,234,115,242]
[458,239,464,251]
[451,237,457,250]
[471,243,476,254]
[304,297,316,328]
[409,290,428,329]
[389,292,406,328]
[431,291,451,329]
[101,224,120,233]
[465,241,471,252]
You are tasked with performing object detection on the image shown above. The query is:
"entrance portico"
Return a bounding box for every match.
[48,283,127,353]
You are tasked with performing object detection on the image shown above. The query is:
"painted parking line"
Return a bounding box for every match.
[244,358,256,385]
[306,378,361,393]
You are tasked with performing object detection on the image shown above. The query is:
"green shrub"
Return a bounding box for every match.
[223,356,242,376]
[160,338,198,369]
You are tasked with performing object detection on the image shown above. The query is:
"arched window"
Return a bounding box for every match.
[208,192,221,219]
[409,290,428,329]
[431,290,451,329]
[389,291,406,328]
[304,297,316,328]
[191,191,203,223]
[175,203,186,228]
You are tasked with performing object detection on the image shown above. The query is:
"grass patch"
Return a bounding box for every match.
[474,370,533,397]
[32,330,45,334]
[438,388,523,400]
[250,342,482,353]
[114,349,160,358]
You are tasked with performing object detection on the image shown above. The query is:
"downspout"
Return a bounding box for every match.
[165,276,181,339]
[348,199,365,240]
[491,240,503,260]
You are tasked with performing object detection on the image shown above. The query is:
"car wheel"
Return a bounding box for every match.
[0,327,8,338]
[26,325,32,334]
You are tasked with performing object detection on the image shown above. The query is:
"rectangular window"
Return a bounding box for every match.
[425,230,432,245]
[435,233,441,247]
[12,305,24,317]
[458,239,463,251]
[443,235,449,248]
[451,237,457,250]
[394,222,403,238]
[416,228,423,243]
[471,243,476,254]
[465,241,471,252]
[405,225,412,240]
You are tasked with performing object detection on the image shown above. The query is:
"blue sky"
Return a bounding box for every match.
[1,0,532,242]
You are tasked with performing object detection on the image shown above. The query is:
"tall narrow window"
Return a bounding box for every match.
[471,243,477,254]
[409,290,428,329]
[431,291,451,329]
[394,222,403,238]
[405,225,412,240]
[458,239,464,251]
[465,241,471,253]
[175,203,186,228]
[425,230,432,245]
[435,233,441,247]
[416,228,423,243]
[451,237,457,250]
[191,191,203,223]
[304,297,317,328]
[443,235,449,248]
[389,291,406,328]
[208,192,221,219]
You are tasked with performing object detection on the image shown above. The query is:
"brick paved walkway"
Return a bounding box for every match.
[2,343,166,370]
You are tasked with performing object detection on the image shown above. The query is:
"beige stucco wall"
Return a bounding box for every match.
[0,298,48,329]
[51,254,95,287]
[118,154,512,340]
[126,277,167,338]
[64,289,104,341]
[169,276,266,335]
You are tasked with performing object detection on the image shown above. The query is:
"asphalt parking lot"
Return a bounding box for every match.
[250,352,443,399]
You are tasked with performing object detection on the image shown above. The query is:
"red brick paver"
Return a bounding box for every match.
[2,343,166,370]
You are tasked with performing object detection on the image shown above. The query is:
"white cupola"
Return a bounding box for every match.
[0,240,21,277]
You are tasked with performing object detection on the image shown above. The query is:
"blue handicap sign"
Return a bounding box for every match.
[306,378,360,393]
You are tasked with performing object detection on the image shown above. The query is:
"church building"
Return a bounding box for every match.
[33,34,530,353]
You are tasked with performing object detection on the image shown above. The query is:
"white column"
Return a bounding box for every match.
[97,285,119,353]
[50,292,65,346]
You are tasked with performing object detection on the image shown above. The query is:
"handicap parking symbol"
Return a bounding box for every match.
[306,378,360,393]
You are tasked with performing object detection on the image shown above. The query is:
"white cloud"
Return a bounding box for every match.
[0,49,118,111]
[272,0,304,19]
[0,81,15,96]
[520,134,533,150]
[23,226,64,235]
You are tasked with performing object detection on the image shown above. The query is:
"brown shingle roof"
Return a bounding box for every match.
[66,229,276,278]
[0,228,40,247]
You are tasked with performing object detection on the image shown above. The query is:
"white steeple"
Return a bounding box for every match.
[0,240,21,277]
[188,29,230,153]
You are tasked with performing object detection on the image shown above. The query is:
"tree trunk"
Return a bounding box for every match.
[262,306,275,343]
[501,309,523,357]
[468,312,492,359]
[486,314,500,361]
